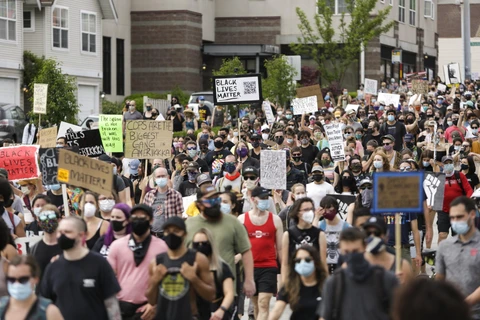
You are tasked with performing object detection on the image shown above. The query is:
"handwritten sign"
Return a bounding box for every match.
[292,96,318,115]
[0,145,40,181]
[33,83,48,115]
[411,80,429,94]
[437,83,447,93]
[65,129,105,157]
[39,148,59,186]
[38,127,58,148]
[99,115,123,152]
[323,123,345,162]
[213,74,262,105]
[57,149,113,195]
[262,101,275,125]
[125,120,173,159]
[15,236,42,255]
[364,79,378,95]
[377,93,400,108]
[260,150,287,190]
[296,84,324,109]
[57,121,82,139]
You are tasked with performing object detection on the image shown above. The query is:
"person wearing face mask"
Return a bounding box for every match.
[271,246,327,320]
[278,184,308,229]
[80,192,109,250]
[178,161,201,197]
[97,193,118,221]
[204,136,232,178]
[123,101,143,132]
[184,141,208,174]
[197,96,212,123]
[346,179,374,224]
[334,170,359,195]
[46,182,68,216]
[0,255,63,319]
[0,178,24,238]
[362,216,413,284]
[143,167,184,238]
[40,216,121,319]
[260,125,271,143]
[217,128,234,150]
[436,196,480,318]
[273,129,286,149]
[337,88,352,108]
[306,166,335,209]
[25,195,52,237]
[238,187,283,320]
[297,130,319,165]
[281,197,328,282]
[291,147,311,182]
[98,154,128,204]
[319,228,399,320]
[107,204,166,320]
[459,156,479,189]
[380,135,402,170]
[250,133,267,161]
[379,109,406,153]
[438,156,473,243]
[143,103,154,120]
[444,113,465,143]
[235,141,260,170]
[92,203,132,259]
[146,216,216,320]
[111,157,134,207]
[215,155,243,193]
[318,196,352,274]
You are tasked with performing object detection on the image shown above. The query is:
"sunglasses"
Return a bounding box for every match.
[244,176,257,181]
[292,154,302,157]
[399,167,411,172]
[359,185,372,190]
[366,230,381,237]
[472,127,479,129]
[383,143,391,146]
[39,211,57,221]
[6,276,31,284]
[345,132,353,134]
[294,257,313,264]
[187,147,197,151]
[201,197,222,206]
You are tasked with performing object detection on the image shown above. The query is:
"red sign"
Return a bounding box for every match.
[0,146,40,181]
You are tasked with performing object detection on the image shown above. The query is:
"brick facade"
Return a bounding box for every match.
[437,4,480,38]
[215,16,281,45]
[131,11,203,93]
[364,36,382,81]
[416,28,424,72]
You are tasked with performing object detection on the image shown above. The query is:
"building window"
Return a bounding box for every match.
[390,0,393,6]
[324,0,348,14]
[0,0,16,41]
[116,39,125,96]
[409,0,416,25]
[81,12,96,53]
[424,0,434,19]
[399,0,405,22]
[23,10,34,32]
[103,37,111,95]
[52,7,68,49]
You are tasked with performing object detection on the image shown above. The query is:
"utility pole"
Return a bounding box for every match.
[462,0,472,80]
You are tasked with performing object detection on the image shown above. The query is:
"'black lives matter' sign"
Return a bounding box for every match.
[213,74,262,105]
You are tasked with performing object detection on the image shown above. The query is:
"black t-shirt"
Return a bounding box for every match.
[384,212,417,246]
[465,172,480,190]
[91,235,112,258]
[47,190,65,215]
[195,157,209,174]
[380,121,406,152]
[242,156,260,170]
[287,225,321,258]
[301,144,319,165]
[224,140,235,150]
[362,133,382,149]
[40,251,121,320]
[179,181,197,197]
[30,240,62,290]
[277,283,322,320]
[173,115,185,132]
[198,106,211,121]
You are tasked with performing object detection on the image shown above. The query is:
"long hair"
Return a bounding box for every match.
[104,203,132,247]
[192,228,224,278]
[289,197,315,225]
[335,169,359,194]
[79,191,99,218]
[372,150,390,172]
[284,245,327,311]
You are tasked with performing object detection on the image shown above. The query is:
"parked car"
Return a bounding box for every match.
[0,103,28,143]
[79,115,99,130]
[187,91,214,117]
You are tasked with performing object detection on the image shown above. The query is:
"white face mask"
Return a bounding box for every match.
[33,207,42,216]
[244,179,257,190]
[262,133,269,141]
[99,199,115,212]
[302,210,315,224]
[83,203,97,218]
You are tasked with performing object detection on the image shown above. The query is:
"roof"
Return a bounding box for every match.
[34,0,118,22]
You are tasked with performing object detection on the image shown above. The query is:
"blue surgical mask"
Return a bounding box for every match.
[188,149,197,158]
[257,199,270,211]
[422,161,430,167]
[8,282,32,301]
[155,177,168,188]
[387,115,395,122]
[295,260,315,277]
[373,160,383,169]
[447,121,453,127]
[443,163,454,175]
[220,203,231,215]
[325,95,330,100]
[50,184,61,191]
[286,115,293,120]
[451,220,470,235]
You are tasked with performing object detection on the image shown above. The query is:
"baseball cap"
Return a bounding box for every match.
[196,173,212,186]
[198,96,205,101]
[98,154,112,163]
[442,155,454,163]
[363,216,387,235]
[251,133,261,140]
[243,166,259,177]
[251,187,270,198]
[358,178,372,188]
[196,184,221,199]
[438,96,444,100]
[0,168,8,179]
[382,134,395,142]
[312,165,324,173]
[187,162,199,171]
[309,115,316,120]
[466,101,474,108]
[261,124,270,132]
[162,216,186,232]
[129,159,141,175]
[131,204,153,219]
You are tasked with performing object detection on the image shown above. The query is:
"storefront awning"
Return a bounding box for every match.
[203,44,280,57]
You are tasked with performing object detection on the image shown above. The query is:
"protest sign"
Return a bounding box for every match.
[0,145,39,181]
[443,63,461,85]
[57,149,113,195]
[15,236,42,255]
[99,115,123,152]
[213,74,262,105]
[323,123,345,162]
[296,84,325,109]
[437,83,447,92]
[372,171,424,214]
[423,172,445,211]
[262,101,275,125]
[411,80,429,94]
[57,121,82,139]
[345,104,359,114]
[327,194,356,219]
[39,148,59,186]
[450,85,457,99]
[33,83,48,114]
[364,79,378,95]
[292,96,318,115]
[260,150,287,190]
[38,126,58,148]
[377,93,400,108]
[2,143,21,147]
[65,129,105,157]
[125,120,173,159]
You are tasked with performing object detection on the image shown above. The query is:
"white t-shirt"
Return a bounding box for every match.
[2,210,21,234]
[306,182,335,208]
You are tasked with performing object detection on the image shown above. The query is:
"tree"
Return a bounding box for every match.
[212,57,247,76]
[262,55,297,107]
[299,66,319,87]
[291,0,394,85]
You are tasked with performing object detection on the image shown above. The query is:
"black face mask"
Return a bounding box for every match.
[192,242,212,257]
[275,136,284,145]
[111,220,125,232]
[342,176,355,186]
[203,203,222,219]
[252,141,260,148]
[313,174,323,182]
[214,141,224,149]
[367,128,373,134]
[453,119,459,126]
[164,233,184,250]
[351,163,362,172]
[406,118,414,124]
[57,233,76,251]
[292,156,301,162]
[131,218,150,236]
[170,111,177,117]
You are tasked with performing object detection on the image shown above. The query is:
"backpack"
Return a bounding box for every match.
[0,296,51,320]
[331,267,389,320]
[453,171,466,195]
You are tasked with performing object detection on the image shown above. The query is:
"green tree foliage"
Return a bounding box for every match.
[262,56,297,107]
[212,57,247,76]
[291,0,394,84]
[124,86,189,110]
[101,99,124,114]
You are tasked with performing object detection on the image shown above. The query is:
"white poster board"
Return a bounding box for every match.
[33,83,48,115]
[15,236,42,255]
[260,150,287,190]
[262,101,275,125]
[377,93,400,108]
[437,83,447,92]
[182,194,197,219]
[364,79,378,95]
[443,63,461,85]
[292,96,318,115]
[213,74,262,105]
[57,121,83,139]
[323,123,346,162]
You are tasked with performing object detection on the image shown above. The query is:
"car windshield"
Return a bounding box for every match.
[189,94,214,104]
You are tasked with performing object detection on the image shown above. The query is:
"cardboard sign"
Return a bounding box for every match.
[57,149,113,195]
[125,120,173,159]
[65,129,105,158]
[323,123,345,162]
[99,115,123,152]
[364,79,378,95]
[0,145,40,181]
[38,127,58,148]
[3,143,21,147]
[292,96,318,115]
[15,236,42,255]
[327,194,356,219]
[423,172,445,211]
[372,172,424,214]
[39,148,59,186]
[437,83,447,92]
[377,93,400,108]
[213,74,262,105]
[260,150,287,190]
[443,63,461,85]
[262,101,275,125]
[33,83,48,115]
[296,84,325,109]
[411,80,429,94]
[57,121,82,139]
